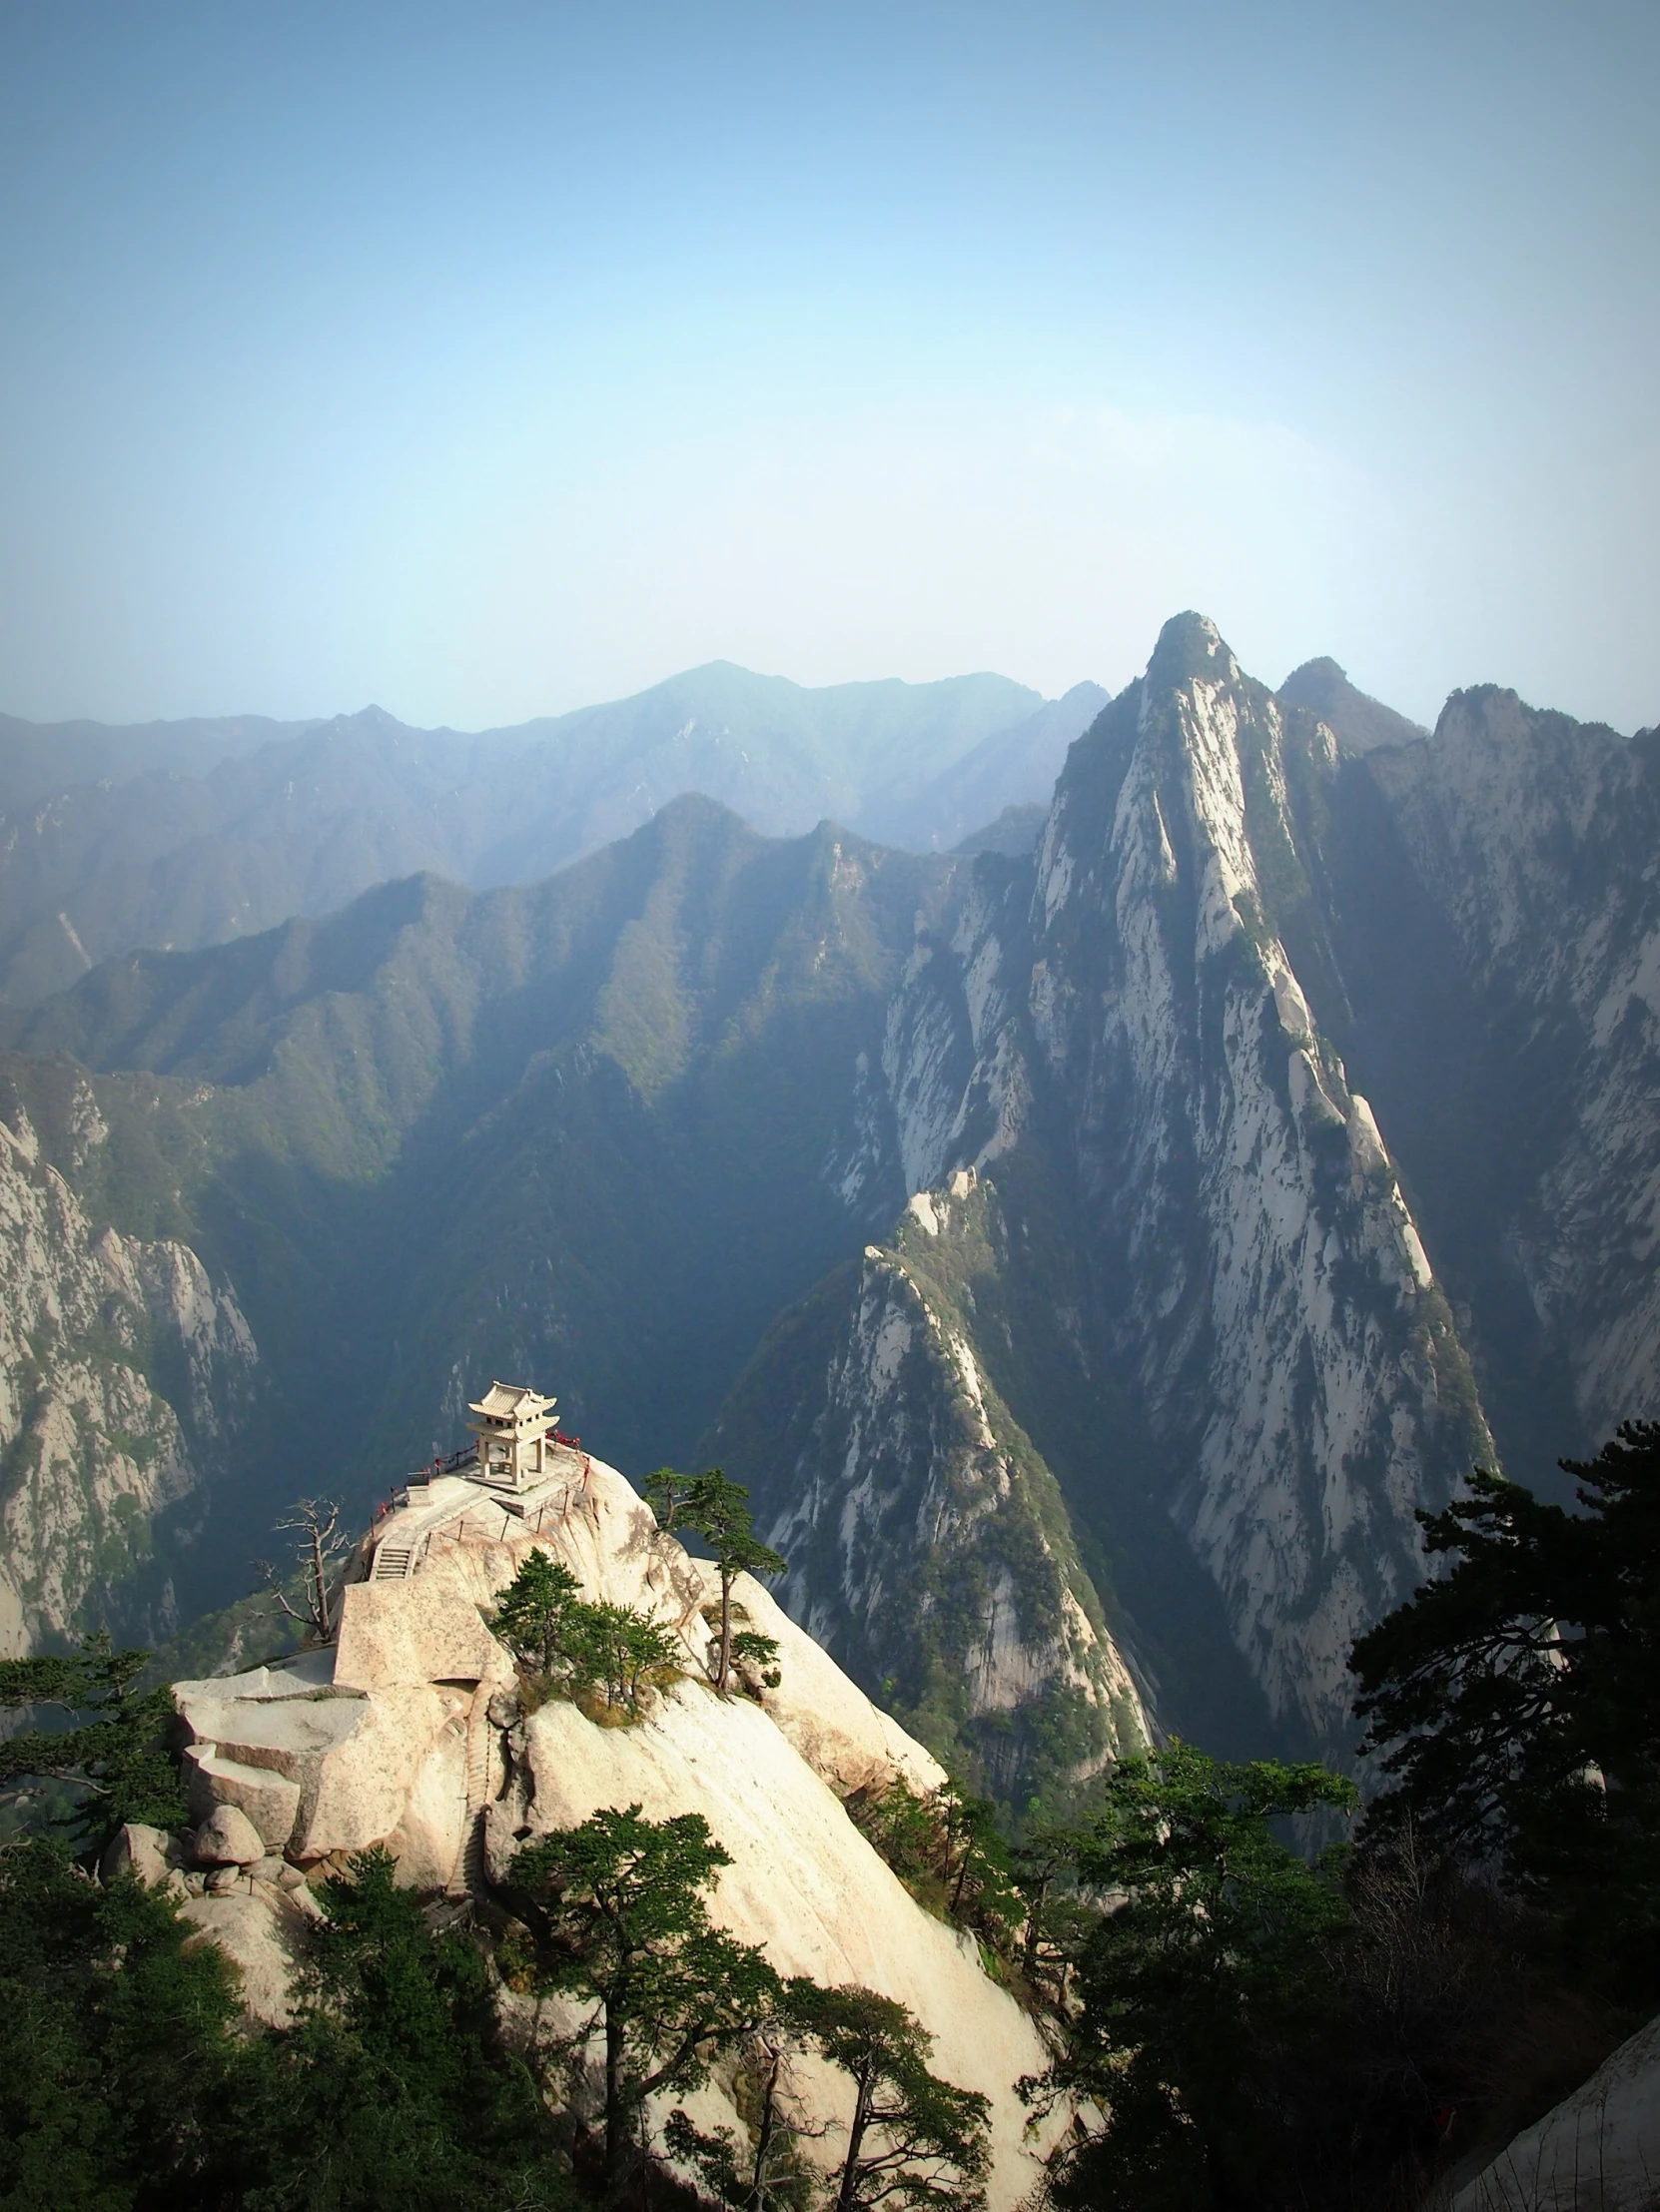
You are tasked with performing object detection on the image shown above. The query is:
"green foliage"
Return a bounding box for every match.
[0,1835,576,2211]
[640,1467,701,1535]
[846,1776,1020,1955]
[490,1550,680,1720]
[0,1835,255,2209]
[784,1979,990,2211]
[491,1550,585,1677]
[276,1845,577,2209]
[1026,1743,1357,2211]
[1009,1818,1095,2007]
[650,1469,786,1695]
[0,1635,185,1850]
[564,1601,682,1719]
[1350,1422,1660,1990]
[508,1805,782,2195]
[730,1628,783,1692]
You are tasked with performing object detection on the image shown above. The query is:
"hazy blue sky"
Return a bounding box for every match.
[1,1,1655,731]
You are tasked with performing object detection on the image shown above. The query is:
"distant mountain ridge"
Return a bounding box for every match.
[0,664,1104,1006]
[1275,655,1427,753]
[2,617,1654,1812]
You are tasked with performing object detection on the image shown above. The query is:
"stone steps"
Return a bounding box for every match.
[446,1682,496,1898]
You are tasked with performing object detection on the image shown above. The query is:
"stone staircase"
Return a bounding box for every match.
[445,1681,496,1898]
[371,1538,417,1580]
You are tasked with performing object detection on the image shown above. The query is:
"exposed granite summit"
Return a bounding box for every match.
[166,1447,1055,2208]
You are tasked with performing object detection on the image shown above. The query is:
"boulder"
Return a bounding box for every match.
[293,1681,457,1860]
[182,1745,303,1849]
[194,1802,266,1866]
[101,1821,172,1888]
[176,1679,367,1778]
[179,1891,304,2027]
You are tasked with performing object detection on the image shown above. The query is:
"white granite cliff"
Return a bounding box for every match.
[812,614,1493,1744]
[0,1085,256,1653]
[159,1452,1059,2210]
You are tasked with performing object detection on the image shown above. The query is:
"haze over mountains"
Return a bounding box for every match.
[0,667,1106,1006]
[1,616,1654,1809]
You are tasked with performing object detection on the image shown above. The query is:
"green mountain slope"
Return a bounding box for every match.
[0,663,1083,1005]
[1,797,954,1636]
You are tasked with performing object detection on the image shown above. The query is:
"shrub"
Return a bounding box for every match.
[489,1550,680,1721]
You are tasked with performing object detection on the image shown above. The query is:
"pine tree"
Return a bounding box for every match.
[1022,1743,1356,2211]
[0,1635,185,1848]
[784,1981,990,2211]
[1350,1420,1660,1988]
[681,1471,786,1694]
[509,1806,781,2197]
[489,1549,584,1677]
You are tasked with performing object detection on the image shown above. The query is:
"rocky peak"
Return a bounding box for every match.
[1143,608,1239,695]
[1275,656,1427,754]
[816,616,1493,1750]
[164,1449,1059,2208]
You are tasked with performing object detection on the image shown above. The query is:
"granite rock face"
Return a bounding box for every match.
[728,615,1493,1755]
[1360,686,1660,1445]
[0,1082,256,1653]
[713,1174,1151,1800]
[170,1455,1052,2208]
[1451,2008,1660,2212]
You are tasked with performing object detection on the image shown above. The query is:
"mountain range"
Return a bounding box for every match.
[0,667,1107,1006]
[2,617,1654,1810]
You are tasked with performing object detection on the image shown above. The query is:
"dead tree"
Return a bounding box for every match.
[254,1497,350,1643]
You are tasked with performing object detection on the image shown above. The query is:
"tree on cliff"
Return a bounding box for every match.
[0,1635,184,1848]
[785,1981,991,2211]
[1023,1743,1355,2211]
[491,1550,584,1676]
[254,1495,350,1645]
[1350,1420,1660,1987]
[490,1552,680,1717]
[681,1471,787,1695]
[508,1806,781,2197]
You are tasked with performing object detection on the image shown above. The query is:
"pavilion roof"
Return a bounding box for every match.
[467,1380,556,1422]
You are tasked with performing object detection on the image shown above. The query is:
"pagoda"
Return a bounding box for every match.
[466,1380,557,1490]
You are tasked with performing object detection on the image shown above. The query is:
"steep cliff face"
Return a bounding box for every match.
[710,1172,1149,1802]
[766,615,1493,1752]
[167,1454,1059,2210]
[0,1081,256,1651]
[1018,617,1491,1737]
[1359,690,1660,1442]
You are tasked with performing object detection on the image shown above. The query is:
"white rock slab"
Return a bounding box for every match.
[1451,2011,1660,2211]
[491,1680,1052,2212]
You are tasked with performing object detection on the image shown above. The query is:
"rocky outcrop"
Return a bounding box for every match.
[1449,2009,1660,2211]
[0,1085,256,1652]
[169,1453,1053,2207]
[713,1172,1150,1799]
[1362,689,1660,1442]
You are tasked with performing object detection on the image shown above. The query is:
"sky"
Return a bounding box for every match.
[0,1,1656,733]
